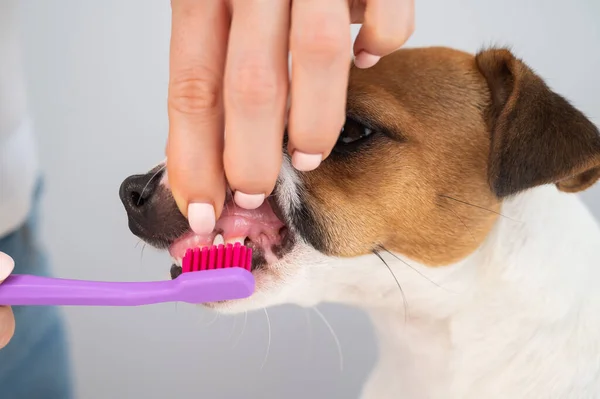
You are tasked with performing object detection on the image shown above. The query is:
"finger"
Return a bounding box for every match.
[353,0,415,69]
[167,0,229,235]
[0,251,14,282]
[288,0,351,171]
[224,0,290,209]
[0,252,15,349]
[0,306,15,349]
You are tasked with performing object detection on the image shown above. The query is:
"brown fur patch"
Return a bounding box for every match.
[120,46,600,270]
[295,47,600,266]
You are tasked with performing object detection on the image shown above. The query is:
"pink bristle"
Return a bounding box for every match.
[232,242,241,267]
[245,248,253,271]
[224,244,233,269]
[215,244,224,270]
[180,244,253,273]
[182,248,192,273]
[208,246,217,269]
[239,246,247,270]
[200,247,209,271]
[192,247,200,272]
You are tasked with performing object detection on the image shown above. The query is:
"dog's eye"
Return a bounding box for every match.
[337,118,374,146]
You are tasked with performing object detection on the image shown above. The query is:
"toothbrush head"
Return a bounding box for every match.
[171,243,255,304]
[181,242,253,273]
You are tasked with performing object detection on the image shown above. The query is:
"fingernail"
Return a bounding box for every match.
[187,203,216,235]
[0,252,15,281]
[354,51,381,69]
[292,151,322,172]
[234,191,265,210]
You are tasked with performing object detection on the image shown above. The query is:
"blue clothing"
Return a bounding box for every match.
[0,181,73,399]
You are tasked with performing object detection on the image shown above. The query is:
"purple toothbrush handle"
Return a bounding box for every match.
[0,268,255,306]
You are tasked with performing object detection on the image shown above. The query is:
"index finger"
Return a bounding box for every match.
[167,0,229,235]
[287,0,351,171]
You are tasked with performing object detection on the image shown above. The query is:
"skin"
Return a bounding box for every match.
[0,251,15,348]
[121,46,600,306]
[166,0,415,235]
[0,0,415,348]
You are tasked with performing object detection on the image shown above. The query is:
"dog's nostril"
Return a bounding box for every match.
[120,173,161,212]
[130,191,145,207]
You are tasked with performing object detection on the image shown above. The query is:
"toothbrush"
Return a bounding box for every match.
[0,243,254,306]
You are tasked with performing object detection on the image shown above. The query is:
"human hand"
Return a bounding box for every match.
[166,0,415,234]
[0,252,15,349]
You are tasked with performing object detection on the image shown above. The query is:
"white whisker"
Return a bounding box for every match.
[137,165,166,205]
[260,308,272,370]
[231,311,248,349]
[139,243,147,268]
[304,308,313,363]
[204,311,220,327]
[194,308,208,327]
[227,315,238,341]
[379,247,450,292]
[373,250,409,322]
[313,307,344,372]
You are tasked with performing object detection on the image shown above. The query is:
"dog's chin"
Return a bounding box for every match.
[167,197,299,312]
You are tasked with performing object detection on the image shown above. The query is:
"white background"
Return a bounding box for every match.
[17,0,600,398]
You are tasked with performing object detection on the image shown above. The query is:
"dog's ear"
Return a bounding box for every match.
[476,48,600,197]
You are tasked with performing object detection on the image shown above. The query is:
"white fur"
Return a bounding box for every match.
[157,156,600,397]
[221,167,600,398]
[274,154,303,219]
[353,187,600,399]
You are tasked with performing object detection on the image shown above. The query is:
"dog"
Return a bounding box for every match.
[120,47,600,399]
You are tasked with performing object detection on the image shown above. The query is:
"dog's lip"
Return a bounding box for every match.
[169,224,291,280]
[168,193,297,281]
[168,199,287,263]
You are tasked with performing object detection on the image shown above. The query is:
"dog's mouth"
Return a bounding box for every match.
[168,197,293,279]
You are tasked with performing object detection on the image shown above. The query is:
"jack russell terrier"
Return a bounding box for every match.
[120,47,600,399]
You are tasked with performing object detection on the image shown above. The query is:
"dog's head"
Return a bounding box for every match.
[120,47,600,313]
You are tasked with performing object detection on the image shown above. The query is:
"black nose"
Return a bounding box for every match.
[119,170,164,238]
[119,168,189,248]
[119,173,160,215]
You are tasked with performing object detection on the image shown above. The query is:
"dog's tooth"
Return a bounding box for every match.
[213,234,225,246]
[225,236,245,245]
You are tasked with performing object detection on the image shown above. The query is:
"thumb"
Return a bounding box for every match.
[0,252,15,349]
[0,252,14,282]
